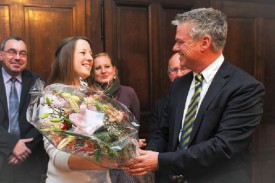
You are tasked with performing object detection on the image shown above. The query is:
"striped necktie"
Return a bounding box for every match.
[179,73,203,149]
[9,77,20,137]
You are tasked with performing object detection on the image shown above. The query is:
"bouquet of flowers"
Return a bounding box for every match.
[27,79,140,168]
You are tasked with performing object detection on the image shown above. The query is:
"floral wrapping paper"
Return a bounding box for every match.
[27,79,140,168]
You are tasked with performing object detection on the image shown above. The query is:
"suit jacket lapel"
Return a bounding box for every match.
[0,69,8,116]
[189,61,231,145]
[172,73,193,149]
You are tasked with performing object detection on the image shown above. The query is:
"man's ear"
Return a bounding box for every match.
[200,35,211,52]
[0,52,3,61]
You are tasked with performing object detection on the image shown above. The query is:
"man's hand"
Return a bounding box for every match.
[122,149,159,176]
[12,138,33,161]
[8,155,24,165]
[138,139,147,148]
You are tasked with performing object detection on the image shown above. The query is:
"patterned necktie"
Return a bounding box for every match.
[9,77,20,137]
[179,73,203,149]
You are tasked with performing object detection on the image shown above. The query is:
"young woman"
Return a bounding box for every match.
[91,53,142,183]
[91,53,140,122]
[44,37,111,183]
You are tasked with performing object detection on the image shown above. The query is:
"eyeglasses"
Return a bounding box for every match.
[168,67,188,75]
[1,49,27,58]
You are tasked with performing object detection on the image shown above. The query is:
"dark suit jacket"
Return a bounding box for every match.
[149,96,167,141]
[0,67,48,182]
[147,60,265,183]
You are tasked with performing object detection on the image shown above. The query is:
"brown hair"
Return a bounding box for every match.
[93,52,114,65]
[47,36,92,85]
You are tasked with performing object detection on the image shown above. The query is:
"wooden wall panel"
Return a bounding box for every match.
[255,19,275,182]
[116,6,150,111]
[88,0,104,53]
[104,1,152,138]
[23,1,87,78]
[0,5,10,43]
[24,6,75,77]
[224,18,256,75]
[263,18,275,120]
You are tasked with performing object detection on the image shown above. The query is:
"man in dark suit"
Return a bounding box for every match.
[0,36,48,183]
[124,8,265,183]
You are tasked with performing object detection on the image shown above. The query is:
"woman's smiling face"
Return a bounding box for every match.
[73,39,93,80]
[92,55,116,85]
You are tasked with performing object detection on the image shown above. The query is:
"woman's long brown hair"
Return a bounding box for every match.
[47,36,92,86]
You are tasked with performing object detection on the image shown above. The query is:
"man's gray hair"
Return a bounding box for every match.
[0,36,25,51]
[172,7,227,52]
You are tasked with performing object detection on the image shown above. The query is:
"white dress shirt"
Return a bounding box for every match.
[179,54,225,140]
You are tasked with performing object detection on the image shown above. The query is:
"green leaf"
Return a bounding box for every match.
[50,118,62,122]
[46,96,51,105]
[41,113,50,119]
[61,93,71,97]
[71,95,80,102]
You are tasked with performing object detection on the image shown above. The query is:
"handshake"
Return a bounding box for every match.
[121,146,159,177]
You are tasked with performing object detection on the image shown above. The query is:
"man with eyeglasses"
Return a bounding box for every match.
[167,53,190,82]
[0,36,48,183]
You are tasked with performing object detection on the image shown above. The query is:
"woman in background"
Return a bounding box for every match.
[44,37,111,183]
[91,52,141,183]
[91,53,140,122]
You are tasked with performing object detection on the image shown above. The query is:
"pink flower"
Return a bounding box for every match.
[69,111,103,135]
[79,104,97,115]
[69,113,84,126]
[52,97,67,108]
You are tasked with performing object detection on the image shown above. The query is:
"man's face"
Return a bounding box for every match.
[168,54,190,82]
[173,23,202,71]
[0,39,28,76]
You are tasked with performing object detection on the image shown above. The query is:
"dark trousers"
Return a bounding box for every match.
[0,162,43,183]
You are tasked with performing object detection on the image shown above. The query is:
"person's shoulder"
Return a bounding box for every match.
[219,60,265,93]
[223,60,262,84]
[22,69,44,81]
[120,85,136,93]
[171,72,193,90]
[119,85,139,101]
[174,72,193,83]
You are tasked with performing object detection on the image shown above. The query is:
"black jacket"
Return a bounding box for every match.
[0,67,48,182]
[147,60,265,183]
